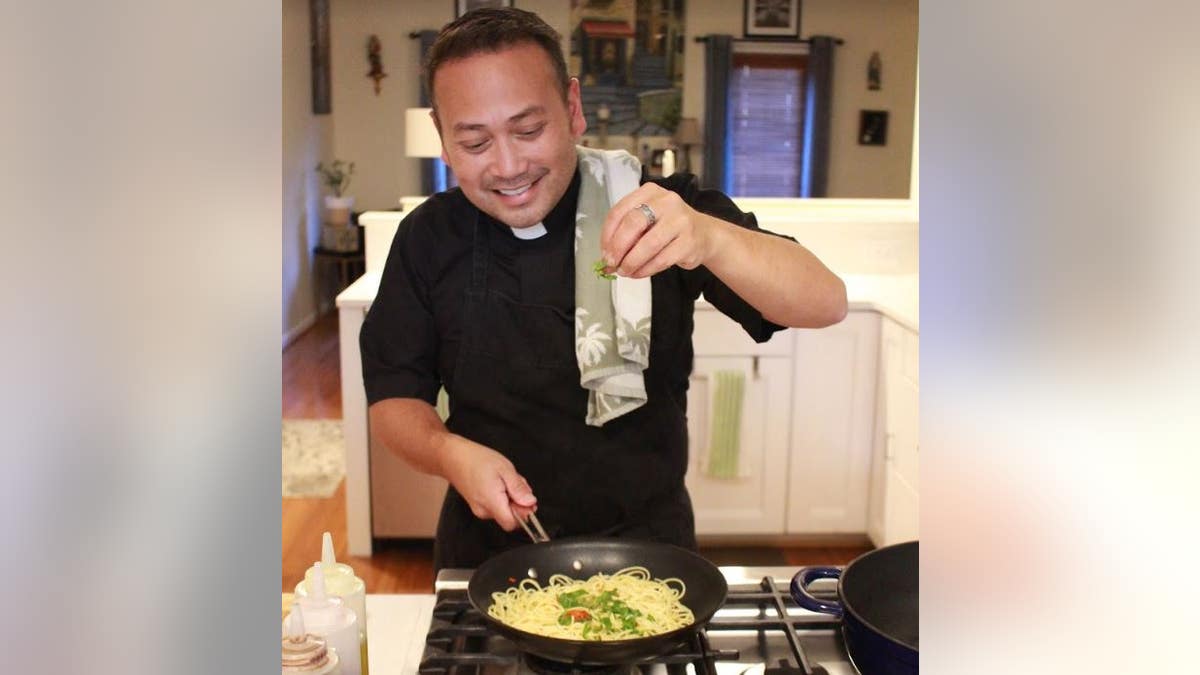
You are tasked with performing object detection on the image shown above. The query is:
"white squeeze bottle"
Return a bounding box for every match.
[297,563,363,675]
[283,607,342,674]
[295,532,368,670]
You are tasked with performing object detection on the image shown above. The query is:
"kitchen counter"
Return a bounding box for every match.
[842,272,918,333]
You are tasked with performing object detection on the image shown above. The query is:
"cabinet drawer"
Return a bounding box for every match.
[692,307,792,357]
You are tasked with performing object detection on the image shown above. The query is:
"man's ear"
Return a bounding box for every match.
[567,78,587,138]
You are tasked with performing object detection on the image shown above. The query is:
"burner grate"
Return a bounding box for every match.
[706,577,842,674]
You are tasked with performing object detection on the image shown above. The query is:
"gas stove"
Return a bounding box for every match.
[415,567,858,675]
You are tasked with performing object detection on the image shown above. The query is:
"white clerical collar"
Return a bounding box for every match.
[509,222,548,240]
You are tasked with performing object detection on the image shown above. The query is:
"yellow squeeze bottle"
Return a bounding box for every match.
[295,532,368,674]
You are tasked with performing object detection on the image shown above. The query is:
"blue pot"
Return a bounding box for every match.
[790,541,918,675]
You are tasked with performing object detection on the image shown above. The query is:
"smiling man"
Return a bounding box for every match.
[360,7,847,571]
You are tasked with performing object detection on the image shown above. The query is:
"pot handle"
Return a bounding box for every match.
[789,567,844,617]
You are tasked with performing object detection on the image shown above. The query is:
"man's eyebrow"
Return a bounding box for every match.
[452,106,547,133]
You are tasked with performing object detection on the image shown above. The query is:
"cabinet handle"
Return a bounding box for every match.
[885,432,896,461]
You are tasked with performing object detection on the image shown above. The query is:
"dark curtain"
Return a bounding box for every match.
[417,30,450,194]
[701,35,732,192]
[800,36,837,197]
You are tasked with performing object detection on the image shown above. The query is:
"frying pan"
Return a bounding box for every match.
[467,537,728,665]
[791,540,918,675]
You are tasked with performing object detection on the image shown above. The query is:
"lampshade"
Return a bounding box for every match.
[672,117,702,146]
[405,108,443,158]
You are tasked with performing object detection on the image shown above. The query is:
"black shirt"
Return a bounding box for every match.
[360,169,791,409]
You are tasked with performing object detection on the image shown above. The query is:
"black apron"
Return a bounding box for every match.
[433,211,696,572]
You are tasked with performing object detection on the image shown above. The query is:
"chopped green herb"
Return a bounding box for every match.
[593,259,616,280]
[556,585,652,638]
[557,589,588,609]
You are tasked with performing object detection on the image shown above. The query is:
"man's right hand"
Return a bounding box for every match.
[438,436,537,531]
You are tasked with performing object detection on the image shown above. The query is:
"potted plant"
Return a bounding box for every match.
[316,159,356,227]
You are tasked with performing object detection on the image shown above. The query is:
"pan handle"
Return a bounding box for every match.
[789,567,844,617]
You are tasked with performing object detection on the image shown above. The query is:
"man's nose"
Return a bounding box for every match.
[491,137,527,180]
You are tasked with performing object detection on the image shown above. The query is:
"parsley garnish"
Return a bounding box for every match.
[593,259,616,280]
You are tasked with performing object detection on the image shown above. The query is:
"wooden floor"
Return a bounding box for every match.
[283,310,343,419]
[283,312,871,594]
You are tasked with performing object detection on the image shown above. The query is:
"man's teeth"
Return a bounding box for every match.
[497,184,532,196]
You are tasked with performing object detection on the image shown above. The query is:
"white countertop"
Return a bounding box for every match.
[843,272,918,332]
[364,594,436,675]
[338,270,917,333]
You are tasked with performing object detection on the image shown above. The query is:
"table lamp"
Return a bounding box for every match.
[405,107,447,193]
[672,117,702,174]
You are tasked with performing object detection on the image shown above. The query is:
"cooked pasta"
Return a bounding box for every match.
[487,566,693,640]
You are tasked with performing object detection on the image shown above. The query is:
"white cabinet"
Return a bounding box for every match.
[685,306,793,535]
[868,317,920,547]
[685,355,793,535]
[786,311,881,533]
[685,307,882,538]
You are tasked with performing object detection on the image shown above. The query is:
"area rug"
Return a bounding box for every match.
[282,419,346,498]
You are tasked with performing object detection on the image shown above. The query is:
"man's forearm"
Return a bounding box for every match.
[368,398,454,477]
[367,396,537,530]
[702,214,848,328]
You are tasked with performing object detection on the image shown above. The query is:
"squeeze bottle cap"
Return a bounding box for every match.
[317,531,354,577]
[321,532,337,567]
[297,563,356,633]
[286,606,307,641]
[296,531,366,638]
[282,608,333,670]
[312,561,327,601]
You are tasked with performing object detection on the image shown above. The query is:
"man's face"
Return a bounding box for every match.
[432,43,586,229]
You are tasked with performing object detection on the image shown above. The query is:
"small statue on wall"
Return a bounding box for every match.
[868,51,882,91]
[367,34,387,95]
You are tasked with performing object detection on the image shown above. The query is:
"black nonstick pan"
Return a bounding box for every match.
[467,537,728,665]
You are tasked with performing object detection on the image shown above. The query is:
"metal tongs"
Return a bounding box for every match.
[512,504,550,543]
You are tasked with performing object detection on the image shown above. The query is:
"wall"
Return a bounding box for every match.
[683,0,918,198]
[283,0,334,345]
[318,0,916,208]
[328,1,453,211]
[808,0,918,198]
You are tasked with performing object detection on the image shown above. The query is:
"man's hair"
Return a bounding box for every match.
[423,7,570,112]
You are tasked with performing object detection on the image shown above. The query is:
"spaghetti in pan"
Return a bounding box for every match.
[488,566,693,640]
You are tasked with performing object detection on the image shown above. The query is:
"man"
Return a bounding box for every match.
[361,7,847,571]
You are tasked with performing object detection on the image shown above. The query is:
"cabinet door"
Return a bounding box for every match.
[870,318,920,546]
[685,354,792,535]
[787,311,880,533]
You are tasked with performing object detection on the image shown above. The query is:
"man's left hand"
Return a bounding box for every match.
[599,183,720,279]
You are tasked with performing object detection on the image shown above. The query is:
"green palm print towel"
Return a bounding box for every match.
[574,146,652,426]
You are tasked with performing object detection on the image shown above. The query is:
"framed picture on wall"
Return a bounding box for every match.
[744,0,801,39]
[455,0,512,18]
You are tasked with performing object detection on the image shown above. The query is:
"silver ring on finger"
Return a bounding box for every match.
[636,202,657,227]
